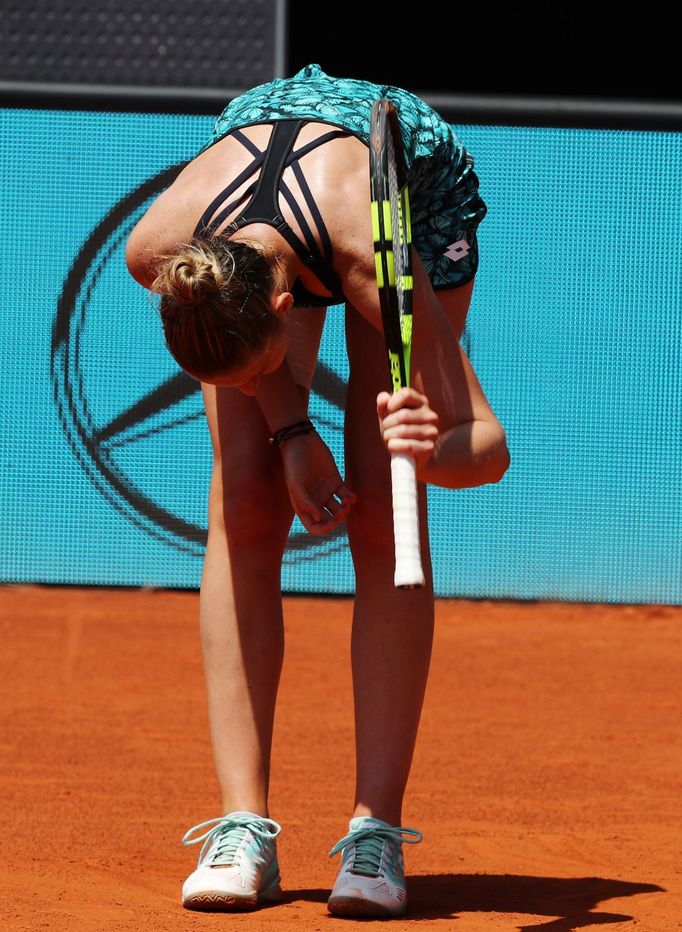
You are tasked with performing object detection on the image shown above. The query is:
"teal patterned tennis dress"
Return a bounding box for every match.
[200,63,488,290]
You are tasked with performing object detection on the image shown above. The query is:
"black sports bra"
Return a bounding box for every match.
[193,119,350,308]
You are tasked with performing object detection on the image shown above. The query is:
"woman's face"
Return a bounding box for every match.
[195,287,293,394]
[206,329,289,396]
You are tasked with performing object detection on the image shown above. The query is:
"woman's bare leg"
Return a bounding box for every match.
[197,304,326,818]
[199,383,295,817]
[342,303,436,827]
[341,281,476,826]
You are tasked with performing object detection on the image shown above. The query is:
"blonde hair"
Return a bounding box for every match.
[151,236,284,380]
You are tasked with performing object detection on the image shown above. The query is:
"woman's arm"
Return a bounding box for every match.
[342,250,510,490]
[377,385,510,490]
[255,359,357,534]
[253,358,309,432]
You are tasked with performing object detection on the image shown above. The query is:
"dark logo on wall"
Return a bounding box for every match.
[51,165,347,562]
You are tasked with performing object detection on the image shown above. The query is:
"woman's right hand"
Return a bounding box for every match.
[279,430,357,535]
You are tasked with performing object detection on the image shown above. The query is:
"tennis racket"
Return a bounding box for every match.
[369,99,425,589]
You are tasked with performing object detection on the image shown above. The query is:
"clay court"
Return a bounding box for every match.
[2,584,680,931]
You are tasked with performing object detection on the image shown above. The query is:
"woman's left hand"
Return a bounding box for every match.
[376,387,440,476]
[280,429,357,536]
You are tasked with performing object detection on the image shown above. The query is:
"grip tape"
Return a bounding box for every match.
[390,453,426,588]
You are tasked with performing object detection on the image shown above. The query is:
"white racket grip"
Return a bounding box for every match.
[390,453,425,588]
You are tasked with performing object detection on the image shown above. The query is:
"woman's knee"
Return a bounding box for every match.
[345,482,396,557]
[345,470,431,573]
[207,458,293,545]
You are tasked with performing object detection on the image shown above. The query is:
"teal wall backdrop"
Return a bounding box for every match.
[1,108,680,602]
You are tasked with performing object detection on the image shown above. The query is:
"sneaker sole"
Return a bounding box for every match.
[183,883,283,912]
[327,894,404,919]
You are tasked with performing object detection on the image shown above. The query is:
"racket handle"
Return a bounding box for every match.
[390,453,426,589]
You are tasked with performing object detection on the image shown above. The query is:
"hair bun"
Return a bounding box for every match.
[155,244,223,307]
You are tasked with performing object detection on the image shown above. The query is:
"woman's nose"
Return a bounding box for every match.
[239,377,260,396]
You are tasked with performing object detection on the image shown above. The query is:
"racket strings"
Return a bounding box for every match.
[386,129,406,320]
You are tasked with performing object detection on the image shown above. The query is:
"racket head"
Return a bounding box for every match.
[369,99,414,393]
[370,99,425,590]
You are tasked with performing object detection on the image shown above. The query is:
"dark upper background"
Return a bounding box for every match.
[0,0,675,105]
[288,2,676,101]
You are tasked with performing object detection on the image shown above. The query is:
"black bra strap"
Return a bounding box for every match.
[193,120,347,296]
[290,160,334,262]
[275,223,342,296]
[198,181,258,238]
[236,120,305,223]
[231,128,262,158]
[280,180,324,263]
[286,129,351,164]
[193,157,264,236]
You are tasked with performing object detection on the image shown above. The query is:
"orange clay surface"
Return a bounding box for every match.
[1,585,681,931]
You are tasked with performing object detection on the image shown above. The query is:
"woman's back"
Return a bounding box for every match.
[126,120,372,301]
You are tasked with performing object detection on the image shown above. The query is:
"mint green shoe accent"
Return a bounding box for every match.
[181,811,283,911]
[328,816,423,877]
[182,811,282,868]
[328,817,423,918]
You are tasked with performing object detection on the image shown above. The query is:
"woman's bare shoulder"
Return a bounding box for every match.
[125,199,185,288]
[124,136,249,287]
[124,169,205,287]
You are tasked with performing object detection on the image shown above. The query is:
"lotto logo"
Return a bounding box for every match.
[444,240,469,262]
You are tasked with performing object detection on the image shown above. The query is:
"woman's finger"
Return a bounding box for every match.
[294,492,324,525]
[382,407,439,430]
[296,500,334,534]
[335,483,357,506]
[387,438,436,455]
[376,391,392,413]
[305,511,340,536]
[385,387,429,412]
[321,485,356,520]
[382,423,439,442]
[321,495,343,519]
[295,490,353,536]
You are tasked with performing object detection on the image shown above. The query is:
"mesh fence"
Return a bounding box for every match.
[1,107,680,602]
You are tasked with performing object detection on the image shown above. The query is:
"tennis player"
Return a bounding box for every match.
[126,63,509,918]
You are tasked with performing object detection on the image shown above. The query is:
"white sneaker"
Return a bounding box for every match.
[327,816,423,918]
[181,811,282,911]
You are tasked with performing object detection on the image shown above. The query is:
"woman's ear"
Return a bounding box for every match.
[274,291,294,317]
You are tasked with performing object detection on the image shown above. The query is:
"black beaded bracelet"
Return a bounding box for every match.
[268,419,315,447]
